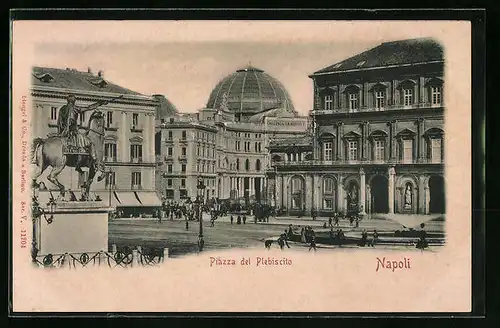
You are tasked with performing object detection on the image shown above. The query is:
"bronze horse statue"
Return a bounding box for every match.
[31,110,106,200]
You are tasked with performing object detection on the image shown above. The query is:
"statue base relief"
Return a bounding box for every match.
[33,196,113,257]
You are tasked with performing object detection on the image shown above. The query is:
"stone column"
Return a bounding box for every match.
[388,166,395,214]
[250,177,254,198]
[306,175,313,212]
[359,168,366,215]
[363,82,369,109]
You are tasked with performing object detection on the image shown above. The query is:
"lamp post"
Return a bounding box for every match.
[197,177,206,252]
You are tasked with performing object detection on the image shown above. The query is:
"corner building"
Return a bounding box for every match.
[155,65,309,204]
[267,38,445,216]
[31,67,164,214]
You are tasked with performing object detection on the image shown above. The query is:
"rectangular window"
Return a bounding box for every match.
[50,107,57,120]
[104,143,117,162]
[197,146,200,156]
[131,172,142,187]
[431,86,442,105]
[181,179,186,187]
[349,93,359,111]
[165,189,174,199]
[374,140,385,161]
[180,189,188,198]
[167,179,173,187]
[167,147,173,157]
[404,89,413,106]
[168,131,173,141]
[348,141,358,160]
[130,144,143,162]
[132,113,139,126]
[105,171,116,187]
[403,139,413,163]
[106,111,113,127]
[182,147,186,156]
[181,164,186,173]
[431,138,442,163]
[323,142,333,161]
[375,91,385,109]
[167,164,172,173]
[324,95,333,110]
[323,198,333,209]
[182,130,187,140]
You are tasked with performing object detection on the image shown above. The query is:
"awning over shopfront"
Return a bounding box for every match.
[135,191,162,207]
[93,191,121,207]
[115,191,142,207]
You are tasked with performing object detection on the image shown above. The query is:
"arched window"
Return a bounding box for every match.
[426,78,444,106]
[290,176,304,209]
[371,83,388,110]
[255,159,261,171]
[245,159,250,171]
[344,85,360,112]
[398,80,417,107]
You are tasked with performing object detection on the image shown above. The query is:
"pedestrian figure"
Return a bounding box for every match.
[243,216,246,225]
[287,224,294,239]
[281,231,291,248]
[328,217,333,228]
[355,217,359,228]
[337,229,345,247]
[230,215,234,224]
[329,227,335,242]
[237,215,241,225]
[300,227,306,243]
[371,229,379,247]
[278,237,285,250]
[359,229,368,247]
[335,216,339,227]
[185,220,189,231]
[210,219,215,227]
[349,216,354,226]
[309,235,317,252]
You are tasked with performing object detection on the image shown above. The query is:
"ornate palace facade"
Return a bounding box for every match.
[267,38,445,216]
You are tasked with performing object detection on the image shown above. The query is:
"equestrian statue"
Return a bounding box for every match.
[31,94,123,200]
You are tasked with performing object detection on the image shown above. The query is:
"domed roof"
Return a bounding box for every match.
[153,94,178,119]
[206,65,296,118]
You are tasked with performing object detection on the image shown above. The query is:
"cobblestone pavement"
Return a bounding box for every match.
[109,214,444,257]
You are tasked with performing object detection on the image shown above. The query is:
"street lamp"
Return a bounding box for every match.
[197,177,206,252]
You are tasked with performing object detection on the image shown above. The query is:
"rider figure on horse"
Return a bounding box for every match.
[57,94,108,180]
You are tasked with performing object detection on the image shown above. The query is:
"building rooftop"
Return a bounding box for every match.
[268,134,312,148]
[32,66,145,95]
[311,38,444,76]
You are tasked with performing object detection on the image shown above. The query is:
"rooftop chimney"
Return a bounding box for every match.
[98,70,103,78]
[87,67,92,74]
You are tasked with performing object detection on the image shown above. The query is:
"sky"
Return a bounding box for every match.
[21,21,457,115]
[33,41,381,115]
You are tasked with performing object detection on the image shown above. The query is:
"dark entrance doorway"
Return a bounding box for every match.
[370,175,389,213]
[255,177,261,203]
[429,175,445,214]
[244,177,250,207]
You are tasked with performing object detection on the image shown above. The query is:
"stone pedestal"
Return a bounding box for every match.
[33,200,112,256]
